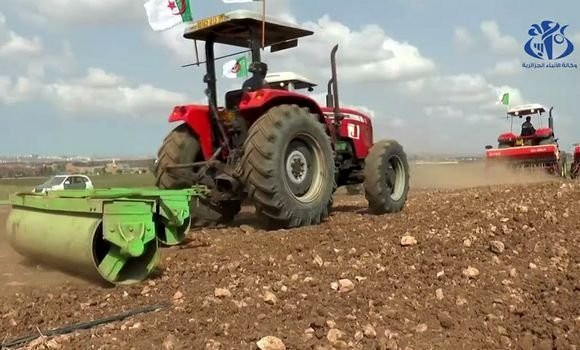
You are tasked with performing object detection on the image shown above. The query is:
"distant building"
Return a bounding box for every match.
[65,162,103,175]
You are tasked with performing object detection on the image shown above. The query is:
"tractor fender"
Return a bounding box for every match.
[498,132,517,143]
[535,128,553,138]
[168,105,214,160]
[239,89,326,124]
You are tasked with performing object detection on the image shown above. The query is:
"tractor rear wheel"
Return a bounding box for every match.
[363,140,410,214]
[155,124,241,228]
[239,105,335,228]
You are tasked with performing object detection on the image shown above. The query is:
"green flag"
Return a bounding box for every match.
[500,93,509,106]
[223,56,249,79]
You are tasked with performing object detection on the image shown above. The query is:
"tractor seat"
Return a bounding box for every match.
[225,89,244,110]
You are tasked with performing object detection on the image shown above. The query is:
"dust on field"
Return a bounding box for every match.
[410,161,558,190]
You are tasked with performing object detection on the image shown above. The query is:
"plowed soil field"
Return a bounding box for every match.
[1,164,578,350]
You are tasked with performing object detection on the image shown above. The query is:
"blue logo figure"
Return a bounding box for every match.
[524,20,574,60]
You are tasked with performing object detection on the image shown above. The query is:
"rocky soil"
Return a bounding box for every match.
[0,181,579,350]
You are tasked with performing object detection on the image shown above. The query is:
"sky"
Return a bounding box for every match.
[0,0,579,157]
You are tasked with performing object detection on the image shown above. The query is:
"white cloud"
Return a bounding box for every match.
[290,15,435,83]
[0,32,43,57]
[81,68,125,87]
[406,73,524,107]
[424,105,464,119]
[464,113,505,127]
[0,12,75,78]
[17,0,143,24]
[480,21,519,55]
[148,12,435,83]
[0,76,41,105]
[44,68,189,118]
[407,74,491,104]
[0,12,43,58]
[453,27,475,50]
[485,58,521,76]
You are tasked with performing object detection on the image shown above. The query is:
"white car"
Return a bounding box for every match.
[33,175,94,194]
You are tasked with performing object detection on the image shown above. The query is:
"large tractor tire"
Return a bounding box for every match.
[155,124,241,228]
[239,105,335,228]
[363,140,410,215]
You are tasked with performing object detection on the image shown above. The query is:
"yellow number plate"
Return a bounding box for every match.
[195,14,228,30]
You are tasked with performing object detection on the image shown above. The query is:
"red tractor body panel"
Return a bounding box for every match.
[322,107,373,159]
[575,146,580,162]
[168,90,329,160]
[498,132,517,143]
[497,128,553,145]
[489,123,559,173]
[486,144,558,160]
[239,89,325,123]
[169,105,215,160]
[535,127,553,138]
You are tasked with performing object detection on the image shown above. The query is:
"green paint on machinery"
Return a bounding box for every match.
[6,187,207,285]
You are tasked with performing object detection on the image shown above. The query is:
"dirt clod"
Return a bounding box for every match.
[400,236,418,246]
[437,312,455,329]
[363,324,377,338]
[462,266,480,278]
[256,336,286,350]
[214,288,232,298]
[489,241,505,254]
[337,279,355,293]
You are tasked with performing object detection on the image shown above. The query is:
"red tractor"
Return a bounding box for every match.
[571,145,580,179]
[485,104,566,177]
[154,10,410,229]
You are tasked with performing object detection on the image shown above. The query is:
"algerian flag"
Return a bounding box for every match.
[500,92,509,106]
[144,0,193,31]
[223,56,249,79]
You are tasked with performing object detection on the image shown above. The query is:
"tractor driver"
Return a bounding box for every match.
[521,116,536,137]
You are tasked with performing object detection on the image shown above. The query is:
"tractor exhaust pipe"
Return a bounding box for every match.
[326,79,334,108]
[548,106,554,132]
[330,44,340,118]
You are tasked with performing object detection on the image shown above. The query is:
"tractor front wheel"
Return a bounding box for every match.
[155,124,241,228]
[239,105,335,228]
[363,140,410,214]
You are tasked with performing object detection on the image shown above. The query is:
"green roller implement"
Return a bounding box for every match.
[5,187,206,285]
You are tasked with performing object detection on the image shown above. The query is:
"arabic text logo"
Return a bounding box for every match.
[524,20,574,60]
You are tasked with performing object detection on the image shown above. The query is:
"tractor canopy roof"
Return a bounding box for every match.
[183,10,313,49]
[507,104,546,117]
[265,72,317,90]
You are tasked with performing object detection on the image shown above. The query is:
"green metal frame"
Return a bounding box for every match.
[7,187,207,284]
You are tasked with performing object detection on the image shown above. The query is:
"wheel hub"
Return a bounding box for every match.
[387,155,406,201]
[286,150,308,184]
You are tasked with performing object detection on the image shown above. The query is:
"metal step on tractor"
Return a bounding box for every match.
[484,104,566,177]
[154,10,410,229]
